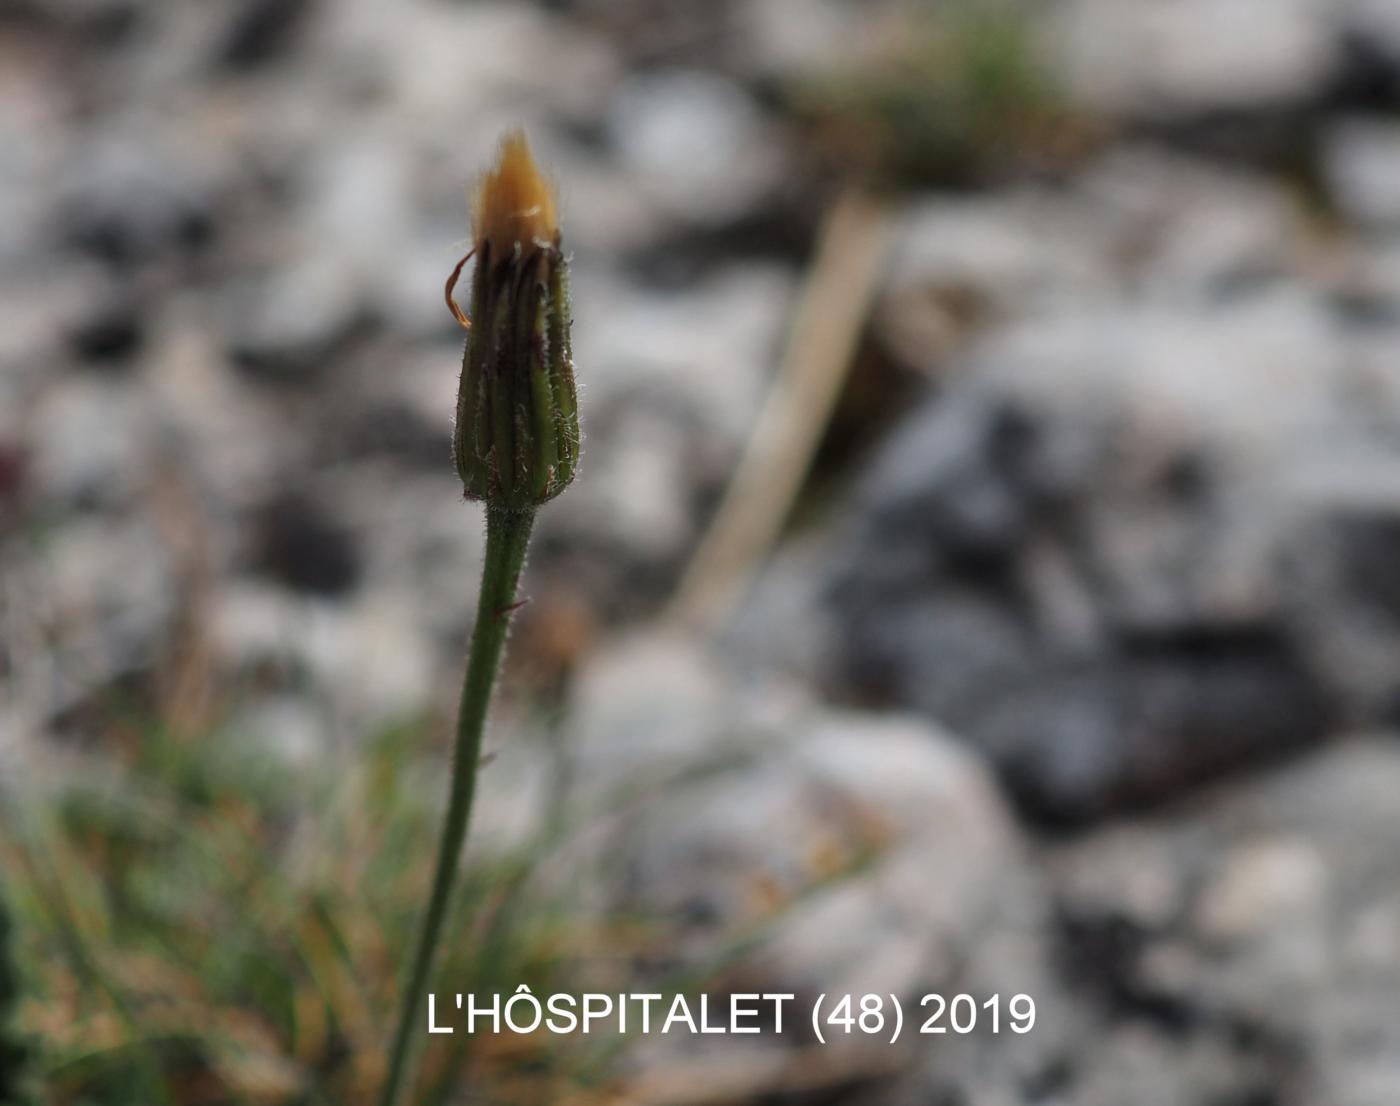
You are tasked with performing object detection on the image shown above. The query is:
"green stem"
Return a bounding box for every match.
[379,505,535,1106]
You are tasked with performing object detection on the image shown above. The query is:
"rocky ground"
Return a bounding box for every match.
[3,0,1400,1103]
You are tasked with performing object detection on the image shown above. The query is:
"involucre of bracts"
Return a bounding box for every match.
[454,132,579,510]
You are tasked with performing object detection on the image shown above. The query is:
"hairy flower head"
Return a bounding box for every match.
[472,130,559,256]
[454,129,577,510]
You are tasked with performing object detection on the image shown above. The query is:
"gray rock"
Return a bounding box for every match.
[886,194,1106,315]
[567,635,1031,994]
[758,279,1400,821]
[1051,0,1337,119]
[1280,480,1400,723]
[873,152,1302,376]
[214,0,315,68]
[223,693,331,771]
[314,3,616,137]
[29,378,153,508]
[1322,117,1400,229]
[875,193,1104,373]
[1052,1027,1277,1106]
[1072,149,1299,300]
[208,578,436,735]
[1052,737,1400,1106]
[568,634,756,788]
[0,708,30,795]
[9,516,177,733]
[346,469,484,644]
[737,0,904,78]
[55,124,216,267]
[561,637,1080,1105]
[226,255,369,383]
[136,312,294,522]
[247,487,361,597]
[1339,0,1400,71]
[608,69,785,227]
[58,264,147,367]
[0,66,64,271]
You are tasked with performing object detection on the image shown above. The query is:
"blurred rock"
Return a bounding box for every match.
[1073,148,1299,299]
[22,517,178,731]
[29,378,152,508]
[0,62,66,270]
[0,708,28,792]
[608,69,785,227]
[224,693,330,770]
[316,2,616,134]
[569,634,749,787]
[247,487,360,597]
[872,151,1302,376]
[566,635,1311,1105]
[883,193,1103,326]
[0,438,27,516]
[1340,0,1400,76]
[1322,116,1400,229]
[0,266,70,387]
[144,312,289,510]
[209,578,437,733]
[62,269,146,366]
[740,0,881,76]
[334,399,451,471]
[752,713,1028,997]
[226,256,369,383]
[567,633,1061,1022]
[1052,737,1400,1106]
[214,0,316,68]
[747,280,1400,821]
[55,126,216,267]
[341,468,480,627]
[1283,486,1400,724]
[1051,0,1337,120]
[1047,1027,1278,1106]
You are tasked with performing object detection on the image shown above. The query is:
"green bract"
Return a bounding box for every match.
[454,238,579,510]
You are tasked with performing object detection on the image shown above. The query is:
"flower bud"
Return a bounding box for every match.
[454,130,579,510]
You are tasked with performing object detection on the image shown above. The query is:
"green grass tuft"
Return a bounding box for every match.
[784,4,1090,187]
[0,714,598,1106]
[0,879,39,1106]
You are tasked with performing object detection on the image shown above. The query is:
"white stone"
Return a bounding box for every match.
[1053,0,1335,116]
[1325,117,1400,228]
[609,70,784,225]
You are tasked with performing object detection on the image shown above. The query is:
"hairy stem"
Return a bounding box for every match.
[379,505,535,1106]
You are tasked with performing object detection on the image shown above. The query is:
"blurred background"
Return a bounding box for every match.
[3,0,1400,1102]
